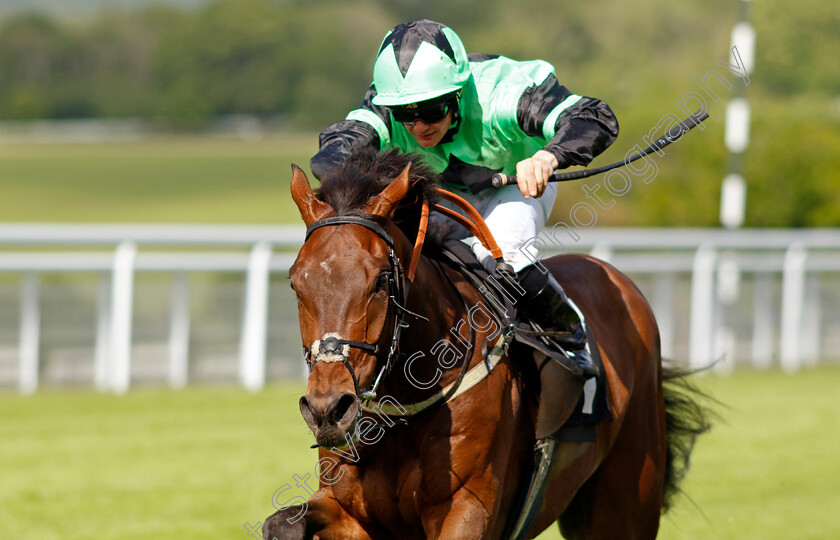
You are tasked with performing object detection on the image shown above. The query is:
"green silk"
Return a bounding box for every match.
[354,57,566,177]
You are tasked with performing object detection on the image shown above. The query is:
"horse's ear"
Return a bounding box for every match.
[290,164,331,226]
[363,163,411,218]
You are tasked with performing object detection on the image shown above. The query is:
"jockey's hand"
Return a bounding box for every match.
[515,150,558,199]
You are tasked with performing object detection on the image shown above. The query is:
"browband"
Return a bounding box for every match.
[306,216,394,249]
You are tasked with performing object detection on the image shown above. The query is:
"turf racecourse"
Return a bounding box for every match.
[1,367,838,540]
[0,135,319,224]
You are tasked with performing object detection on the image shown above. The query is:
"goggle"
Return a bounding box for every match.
[389,100,451,126]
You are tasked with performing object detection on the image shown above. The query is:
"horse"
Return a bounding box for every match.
[263,149,710,539]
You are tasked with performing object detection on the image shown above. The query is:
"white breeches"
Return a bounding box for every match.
[434,183,558,273]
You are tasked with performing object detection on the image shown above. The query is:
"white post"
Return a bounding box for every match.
[169,272,191,389]
[94,272,111,392]
[724,99,751,156]
[239,242,272,392]
[780,243,807,373]
[719,1,754,230]
[18,272,40,395]
[714,256,740,375]
[110,241,137,394]
[653,273,675,359]
[751,274,774,370]
[801,275,821,368]
[689,244,716,370]
[720,173,747,230]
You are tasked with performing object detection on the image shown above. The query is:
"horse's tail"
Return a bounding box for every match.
[660,365,715,513]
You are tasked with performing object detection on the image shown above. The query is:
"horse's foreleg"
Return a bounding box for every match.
[262,490,372,540]
[422,489,490,540]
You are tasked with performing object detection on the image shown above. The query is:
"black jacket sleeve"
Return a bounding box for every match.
[310,86,392,180]
[516,74,619,168]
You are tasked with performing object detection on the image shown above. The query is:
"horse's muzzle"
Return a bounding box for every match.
[299,391,360,445]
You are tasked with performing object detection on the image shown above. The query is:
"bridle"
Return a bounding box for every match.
[299,185,511,421]
[301,198,430,402]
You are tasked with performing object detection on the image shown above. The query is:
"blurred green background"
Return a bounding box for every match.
[1,0,839,227]
[2,2,839,539]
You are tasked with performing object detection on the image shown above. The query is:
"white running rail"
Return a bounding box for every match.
[1,224,839,393]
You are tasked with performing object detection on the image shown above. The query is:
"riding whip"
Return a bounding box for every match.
[491,109,710,189]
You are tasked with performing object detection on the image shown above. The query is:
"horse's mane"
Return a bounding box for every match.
[317,148,447,243]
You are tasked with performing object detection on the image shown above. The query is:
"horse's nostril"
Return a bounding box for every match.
[300,392,358,434]
[299,395,318,429]
[330,393,358,424]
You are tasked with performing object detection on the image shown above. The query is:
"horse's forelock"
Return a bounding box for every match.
[317,149,442,223]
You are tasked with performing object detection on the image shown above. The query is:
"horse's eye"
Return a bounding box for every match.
[376,273,390,292]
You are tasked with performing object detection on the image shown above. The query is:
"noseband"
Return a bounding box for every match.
[301,201,429,401]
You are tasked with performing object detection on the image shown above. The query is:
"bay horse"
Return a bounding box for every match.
[263,149,709,539]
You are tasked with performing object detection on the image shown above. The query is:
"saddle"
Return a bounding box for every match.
[434,240,611,440]
[417,186,611,437]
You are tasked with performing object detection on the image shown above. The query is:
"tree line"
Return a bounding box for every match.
[0,0,837,226]
[1,0,835,125]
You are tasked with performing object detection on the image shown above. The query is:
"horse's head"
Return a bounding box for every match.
[289,152,427,447]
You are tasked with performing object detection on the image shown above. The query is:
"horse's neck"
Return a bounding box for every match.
[385,251,483,402]
[407,254,469,336]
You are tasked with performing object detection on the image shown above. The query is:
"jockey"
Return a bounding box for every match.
[311,20,618,421]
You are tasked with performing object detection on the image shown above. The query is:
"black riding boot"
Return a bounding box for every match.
[516,264,598,380]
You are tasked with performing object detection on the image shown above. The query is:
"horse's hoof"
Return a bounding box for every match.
[263,508,307,540]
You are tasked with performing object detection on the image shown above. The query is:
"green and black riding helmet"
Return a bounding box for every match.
[372,20,471,130]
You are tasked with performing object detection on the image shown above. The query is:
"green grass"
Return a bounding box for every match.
[0,384,314,540]
[0,135,319,223]
[539,367,840,540]
[1,367,838,540]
